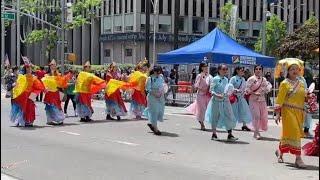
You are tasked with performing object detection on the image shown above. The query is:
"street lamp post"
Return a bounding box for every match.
[151,0,158,67]
[16,0,20,66]
[261,0,267,55]
[60,0,65,73]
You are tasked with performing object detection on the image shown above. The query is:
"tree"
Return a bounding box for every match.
[254,15,286,57]
[6,0,101,62]
[218,1,241,39]
[275,15,319,61]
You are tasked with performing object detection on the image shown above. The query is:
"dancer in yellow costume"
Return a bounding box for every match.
[274,59,307,168]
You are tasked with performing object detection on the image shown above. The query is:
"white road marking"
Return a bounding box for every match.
[1,174,19,180]
[59,131,80,136]
[1,160,28,170]
[109,140,139,146]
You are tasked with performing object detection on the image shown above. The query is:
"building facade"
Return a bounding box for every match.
[4,0,101,66]
[100,0,319,65]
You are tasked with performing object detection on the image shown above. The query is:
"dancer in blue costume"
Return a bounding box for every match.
[229,66,252,131]
[205,64,238,141]
[145,66,166,136]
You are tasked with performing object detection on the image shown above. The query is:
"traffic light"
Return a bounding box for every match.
[66,2,73,23]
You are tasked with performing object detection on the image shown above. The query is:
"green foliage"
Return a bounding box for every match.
[275,15,319,61]
[254,15,286,56]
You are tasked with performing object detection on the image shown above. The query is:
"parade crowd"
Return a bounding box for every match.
[2,57,319,169]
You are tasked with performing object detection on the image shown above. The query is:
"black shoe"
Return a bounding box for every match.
[25,123,33,127]
[147,123,155,132]
[116,116,121,121]
[211,133,218,140]
[227,134,238,141]
[106,114,115,120]
[241,126,251,131]
[85,117,93,122]
[154,130,162,136]
[56,121,63,125]
[80,118,86,122]
[47,122,56,125]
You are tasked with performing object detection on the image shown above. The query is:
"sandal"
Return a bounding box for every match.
[295,158,307,169]
[199,121,206,131]
[275,150,284,163]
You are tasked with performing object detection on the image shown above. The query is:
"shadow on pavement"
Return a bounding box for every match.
[160,131,179,137]
[190,128,228,133]
[257,136,279,142]
[13,125,48,130]
[48,122,80,128]
[285,163,319,171]
[215,139,250,145]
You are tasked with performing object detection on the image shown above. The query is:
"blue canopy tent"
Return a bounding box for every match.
[157,28,275,67]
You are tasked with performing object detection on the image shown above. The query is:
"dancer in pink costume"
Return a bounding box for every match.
[245,65,272,139]
[186,62,211,130]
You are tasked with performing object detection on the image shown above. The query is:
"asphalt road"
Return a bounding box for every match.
[1,94,319,180]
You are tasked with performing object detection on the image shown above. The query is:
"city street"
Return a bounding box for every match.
[1,93,319,180]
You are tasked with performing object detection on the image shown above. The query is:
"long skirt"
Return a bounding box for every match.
[249,100,268,131]
[76,93,93,118]
[302,124,319,156]
[10,98,35,126]
[186,93,211,122]
[105,90,127,117]
[279,107,304,155]
[205,97,236,130]
[130,90,147,117]
[231,95,252,124]
[145,94,165,125]
[44,91,64,123]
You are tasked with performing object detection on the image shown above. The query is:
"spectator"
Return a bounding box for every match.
[191,68,197,84]
[165,69,177,105]
[35,66,46,102]
[4,66,18,98]
[244,68,252,80]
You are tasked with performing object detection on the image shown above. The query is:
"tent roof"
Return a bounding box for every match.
[157,28,275,67]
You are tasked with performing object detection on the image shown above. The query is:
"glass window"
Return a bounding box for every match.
[209,0,212,17]
[125,49,133,56]
[159,24,171,32]
[185,0,188,15]
[193,0,196,16]
[208,22,216,32]
[178,17,184,31]
[104,49,111,57]
[125,26,133,31]
[168,0,172,14]
[142,0,145,13]
[114,26,122,31]
[253,30,260,37]
[130,0,133,12]
[201,0,204,17]
[141,24,146,31]
[159,0,163,14]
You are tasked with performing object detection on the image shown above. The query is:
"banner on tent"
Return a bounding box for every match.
[232,56,256,65]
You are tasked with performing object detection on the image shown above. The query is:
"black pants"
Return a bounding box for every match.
[64,94,76,113]
[36,92,44,102]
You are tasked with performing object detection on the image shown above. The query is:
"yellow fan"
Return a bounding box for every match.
[41,75,58,92]
[12,74,28,99]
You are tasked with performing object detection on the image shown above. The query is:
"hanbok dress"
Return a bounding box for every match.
[245,75,272,131]
[229,75,252,124]
[105,72,127,117]
[129,71,147,117]
[186,74,211,122]
[10,74,45,126]
[144,75,165,125]
[75,71,106,119]
[205,75,237,130]
[42,73,72,124]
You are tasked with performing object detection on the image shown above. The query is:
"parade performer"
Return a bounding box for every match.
[245,65,272,139]
[205,64,238,141]
[130,58,149,119]
[145,66,166,135]
[64,70,77,117]
[75,61,106,122]
[229,66,252,131]
[10,62,45,127]
[105,62,127,121]
[302,123,319,157]
[42,60,72,125]
[274,59,307,168]
[186,62,211,130]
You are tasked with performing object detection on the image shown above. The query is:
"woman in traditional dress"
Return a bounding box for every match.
[10,63,45,127]
[105,62,127,121]
[205,64,238,141]
[186,62,211,130]
[75,61,106,122]
[229,66,252,131]
[130,59,149,119]
[302,123,319,157]
[145,66,166,135]
[274,60,307,168]
[245,65,272,139]
[42,60,71,125]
